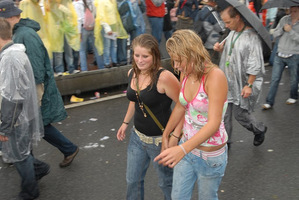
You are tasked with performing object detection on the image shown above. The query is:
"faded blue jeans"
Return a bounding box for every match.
[266,54,299,106]
[172,142,228,200]
[80,28,104,70]
[102,30,117,66]
[53,37,75,73]
[147,17,164,44]
[126,129,172,200]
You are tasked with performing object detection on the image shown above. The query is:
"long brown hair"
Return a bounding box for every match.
[166,29,215,81]
[131,34,161,89]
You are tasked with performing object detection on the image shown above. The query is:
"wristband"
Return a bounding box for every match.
[123,121,129,125]
[179,144,187,155]
[246,83,253,88]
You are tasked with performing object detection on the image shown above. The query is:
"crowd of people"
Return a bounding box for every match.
[0,0,298,199]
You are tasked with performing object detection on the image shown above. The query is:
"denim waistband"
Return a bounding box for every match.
[134,127,162,146]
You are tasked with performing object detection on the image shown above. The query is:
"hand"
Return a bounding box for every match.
[241,86,252,98]
[116,124,127,141]
[107,31,113,35]
[213,41,224,52]
[284,24,292,32]
[154,145,185,168]
[0,135,8,142]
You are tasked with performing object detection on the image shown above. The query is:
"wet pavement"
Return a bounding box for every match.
[1,64,299,200]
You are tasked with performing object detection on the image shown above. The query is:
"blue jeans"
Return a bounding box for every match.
[53,37,75,73]
[266,54,299,106]
[43,124,77,157]
[126,129,172,200]
[172,142,227,200]
[117,38,128,65]
[14,154,49,199]
[269,38,279,66]
[148,17,164,44]
[102,30,117,66]
[118,29,138,64]
[80,28,104,70]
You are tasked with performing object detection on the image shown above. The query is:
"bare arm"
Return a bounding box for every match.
[154,68,228,168]
[117,101,135,141]
[157,70,183,150]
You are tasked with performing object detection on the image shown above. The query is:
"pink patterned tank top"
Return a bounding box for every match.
[179,75,228,147]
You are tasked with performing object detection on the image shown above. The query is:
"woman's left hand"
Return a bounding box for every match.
[154,145,185,168]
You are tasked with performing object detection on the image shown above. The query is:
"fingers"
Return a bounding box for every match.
[116,131,125,141]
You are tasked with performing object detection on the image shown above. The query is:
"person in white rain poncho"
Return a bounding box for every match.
[0,17,49,200]
[213,6,267,148]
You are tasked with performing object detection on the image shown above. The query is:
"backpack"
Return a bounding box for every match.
[83,0,95,31]
[118,0,136,33]
[193,7,214,43]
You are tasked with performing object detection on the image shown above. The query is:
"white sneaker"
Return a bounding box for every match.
[56,72,63,76]
[286,98,297,105]
[72,70,80,74]
[262,104,272,110]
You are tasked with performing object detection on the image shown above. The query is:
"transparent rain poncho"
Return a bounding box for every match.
[44,0,80,52]
[19,0,52,57]
[219,29,265,112]
[0,43,44,163]
[94,0,128,55]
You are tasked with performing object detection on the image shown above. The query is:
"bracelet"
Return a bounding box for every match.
[123,121,129,125]
[179,144,187,155]
[171,133,181,140]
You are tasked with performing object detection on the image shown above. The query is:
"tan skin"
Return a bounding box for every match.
[116,45,180,141]
[154,56,228,168]
[213,7,255,98]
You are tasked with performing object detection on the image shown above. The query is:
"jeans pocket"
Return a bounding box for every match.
[204,152,226,168]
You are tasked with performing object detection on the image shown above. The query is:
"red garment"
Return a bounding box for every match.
[145,0,165,17]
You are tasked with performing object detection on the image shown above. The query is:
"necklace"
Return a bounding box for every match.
[135,76,147,118]
[225,25,246,67]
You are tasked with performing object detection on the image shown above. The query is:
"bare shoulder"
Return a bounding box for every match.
[127,68,133,77]
[158,69,177,83]
[205,67,227,90]
[206,67,226,82]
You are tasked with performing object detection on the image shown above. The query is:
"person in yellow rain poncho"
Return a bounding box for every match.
[44,0,80,75]
[94,0,128,68]
[19,0,52,57]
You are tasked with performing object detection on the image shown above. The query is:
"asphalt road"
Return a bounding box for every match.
[1,65,299,200]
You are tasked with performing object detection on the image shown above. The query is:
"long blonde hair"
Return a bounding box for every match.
[166,29,215,80]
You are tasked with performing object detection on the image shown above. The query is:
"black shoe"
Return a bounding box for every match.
[253,127,267,146]
[112,63,120,67]
[104,65,111,68]
[36,164,50,180]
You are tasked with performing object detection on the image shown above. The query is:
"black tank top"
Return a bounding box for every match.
[127,69,172,136]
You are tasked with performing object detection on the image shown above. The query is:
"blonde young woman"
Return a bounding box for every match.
[117,34,180,200]
[154,29,228,200]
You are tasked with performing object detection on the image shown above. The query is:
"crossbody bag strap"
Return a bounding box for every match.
[136,77,165,132]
